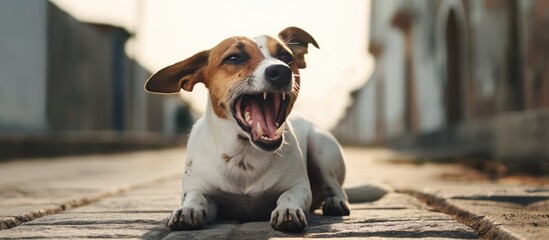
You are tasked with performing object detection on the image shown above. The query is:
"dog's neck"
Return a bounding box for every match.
[203,97,240,147]
[202,96,280,188]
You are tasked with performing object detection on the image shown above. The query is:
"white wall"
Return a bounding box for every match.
[381,30,406,138]
[412,1,444,132]
[0,1,48,132]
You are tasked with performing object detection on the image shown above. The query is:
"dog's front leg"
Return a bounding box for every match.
[166,191,217,231]
[270,182,312,232]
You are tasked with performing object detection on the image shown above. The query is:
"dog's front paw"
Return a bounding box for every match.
[166,207,206,231]
[322,196,350,216]
[270,207,307,232]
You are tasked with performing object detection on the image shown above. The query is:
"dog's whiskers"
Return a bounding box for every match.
[292,84,300,96]
[284,37,296,44]
[274,150,284,158]
[270,136,290,158]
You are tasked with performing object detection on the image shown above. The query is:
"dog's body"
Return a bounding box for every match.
[146,27,350,232]
[184,107,347,223]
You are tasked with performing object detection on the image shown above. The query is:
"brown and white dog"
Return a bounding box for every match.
[145,27,351,232]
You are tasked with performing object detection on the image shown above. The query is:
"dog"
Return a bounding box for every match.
[145,27,353,232]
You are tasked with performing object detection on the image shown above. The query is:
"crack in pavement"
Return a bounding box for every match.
[397,189,522,240]
[0,175,179,231]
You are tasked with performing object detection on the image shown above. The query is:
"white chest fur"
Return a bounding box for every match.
[182,101,308,196]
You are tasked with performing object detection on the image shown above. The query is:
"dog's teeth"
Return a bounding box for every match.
[282,93,286,100]
[256,122,264,136]
[261,136,271,141]
[245,111,251,123]
[263,92,267,100]
[275,122,286,136]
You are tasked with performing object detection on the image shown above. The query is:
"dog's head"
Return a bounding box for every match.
[145,27,318,151]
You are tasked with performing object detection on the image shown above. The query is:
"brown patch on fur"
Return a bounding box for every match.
[203,37,265,118]
[265,36,287,58]
[222,154,233,162]
[278,26,319,69]
[146,28,319,122]
[236,159,255,171]
[145,36,265,119]
[145,51,209,93]
[186,159,192,168]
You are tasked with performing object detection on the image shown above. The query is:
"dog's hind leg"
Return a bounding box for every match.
[306,127,350,216]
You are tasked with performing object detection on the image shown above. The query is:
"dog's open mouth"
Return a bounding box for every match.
[233,92,290,151]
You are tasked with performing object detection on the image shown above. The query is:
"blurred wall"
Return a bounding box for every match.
[0,1,186,158]
[45,3,176,133]
[0,1,48,132]
[333,0,549,165]
[0,1,181,135]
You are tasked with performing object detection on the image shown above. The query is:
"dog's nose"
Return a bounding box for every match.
[265,64,292,88]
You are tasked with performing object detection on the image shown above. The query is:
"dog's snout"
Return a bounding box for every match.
[265,64,292,88]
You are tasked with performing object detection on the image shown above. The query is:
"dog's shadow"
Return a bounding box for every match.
[140,214,354,240]
[141,185,389,239]
[140,207,385,239]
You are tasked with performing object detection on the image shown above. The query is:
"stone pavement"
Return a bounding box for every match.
[0,147,547,239]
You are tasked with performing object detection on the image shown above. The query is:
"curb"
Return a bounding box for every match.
[0,132,186,161]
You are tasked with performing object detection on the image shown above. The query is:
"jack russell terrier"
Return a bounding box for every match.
[146,27,356,232]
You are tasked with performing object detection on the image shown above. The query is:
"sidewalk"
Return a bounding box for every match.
[0,148,547,239]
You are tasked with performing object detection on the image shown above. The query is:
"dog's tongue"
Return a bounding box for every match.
[244,98,278,140]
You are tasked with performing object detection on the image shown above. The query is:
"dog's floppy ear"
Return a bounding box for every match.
[145,50,209,94]
[278,26,319,69]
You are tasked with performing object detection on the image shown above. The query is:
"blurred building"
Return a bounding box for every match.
[0,1,185,159]
[333,0,549,166]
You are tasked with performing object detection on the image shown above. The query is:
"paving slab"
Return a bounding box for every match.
[342,148,549,240]
[163,224,238,240]
[0,179,177,239]
[1,147,547,239]
[0,149,185,229]
[226,193,477,240]
[400,185,549,240]
[1,148,481,239]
